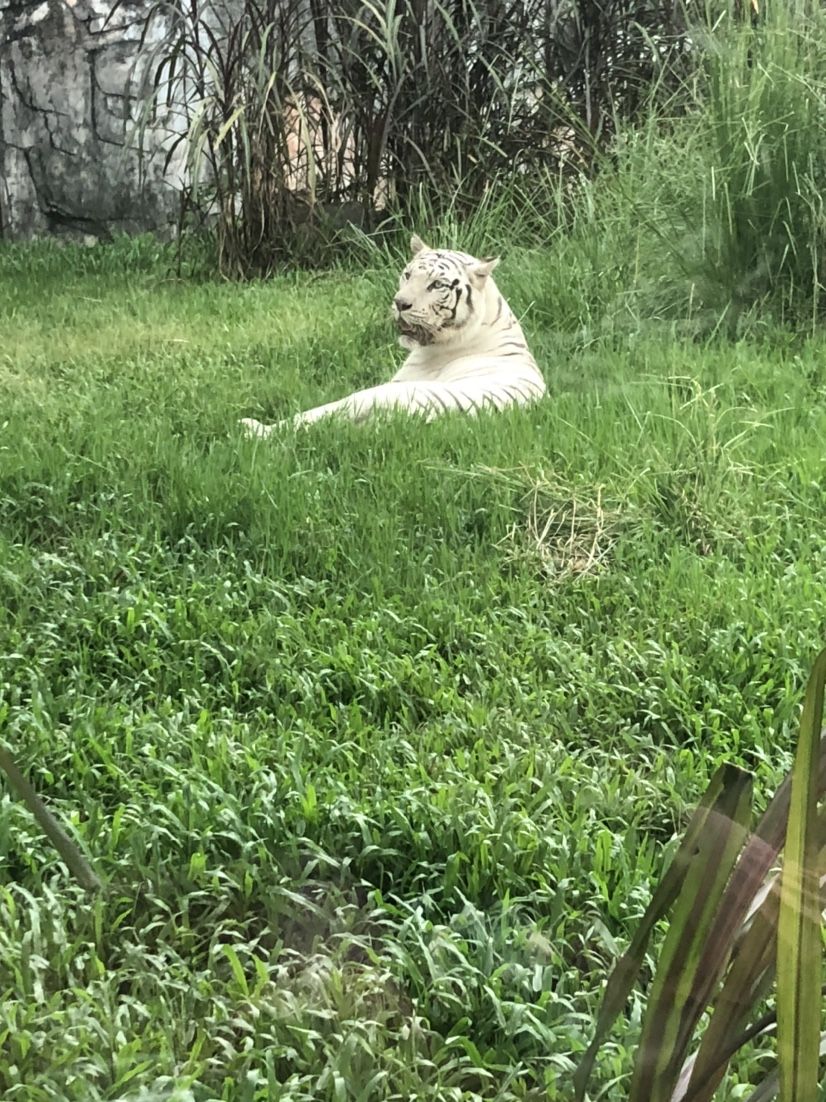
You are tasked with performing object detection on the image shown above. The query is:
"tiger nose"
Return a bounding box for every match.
[394,296,412,312]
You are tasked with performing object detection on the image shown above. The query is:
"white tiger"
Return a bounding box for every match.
[240,234,546,436]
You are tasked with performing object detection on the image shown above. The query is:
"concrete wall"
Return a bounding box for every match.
[0,0,185,240]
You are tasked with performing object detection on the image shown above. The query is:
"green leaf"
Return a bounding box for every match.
[776,647,826,1102]
[222,945,249,997]
[629,763,753,1102]
[676,874,780,1102]
[573,763,752,1102]
[677,742,826,1102]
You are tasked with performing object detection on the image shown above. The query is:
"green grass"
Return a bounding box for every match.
[1,234,826,1101]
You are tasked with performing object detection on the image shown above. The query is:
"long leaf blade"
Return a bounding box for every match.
[630,764,753,1102]
[676,873,780,1102]
[0,746,102,893]
[677,809,826,1102]
[776,647,826,1102]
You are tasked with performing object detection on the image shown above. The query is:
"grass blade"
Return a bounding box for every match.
[776,647,825,1102]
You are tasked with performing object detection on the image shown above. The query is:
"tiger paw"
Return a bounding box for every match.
[239,417,274,439]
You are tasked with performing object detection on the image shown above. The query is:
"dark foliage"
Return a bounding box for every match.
[124,0,698,275]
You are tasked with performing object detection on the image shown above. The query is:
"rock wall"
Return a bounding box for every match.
[0,0,185,240]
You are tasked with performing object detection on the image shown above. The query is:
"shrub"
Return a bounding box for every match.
[124,0,692,276]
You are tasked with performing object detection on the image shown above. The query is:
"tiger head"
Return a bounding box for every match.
[392,234,500,349]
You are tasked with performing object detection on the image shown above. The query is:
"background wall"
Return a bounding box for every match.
[0,0,183,240]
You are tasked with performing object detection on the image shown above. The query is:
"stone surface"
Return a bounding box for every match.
[0,0,374,241]
[0,0,184,239]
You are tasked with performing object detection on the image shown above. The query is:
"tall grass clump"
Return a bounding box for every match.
[529,0,826,336]
[121,0,692,276]
[103,0,826,335]
[693,0,826,322]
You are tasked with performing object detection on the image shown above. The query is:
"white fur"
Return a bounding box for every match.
[241,235,545,437]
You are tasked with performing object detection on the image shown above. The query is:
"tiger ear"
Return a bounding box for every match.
[468,256,500,285]
[410,233,429,255]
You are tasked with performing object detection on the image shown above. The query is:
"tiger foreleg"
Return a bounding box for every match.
[288,383,429,428]
[240,417,277,438]
[242,380,448,437]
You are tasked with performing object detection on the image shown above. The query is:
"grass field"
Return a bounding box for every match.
[1,234,826,1101]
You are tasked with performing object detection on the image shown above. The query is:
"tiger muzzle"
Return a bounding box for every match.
[393,312,434,345]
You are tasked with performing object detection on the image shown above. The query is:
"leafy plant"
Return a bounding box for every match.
[119,0,693,276]
[574,647,826,1102]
